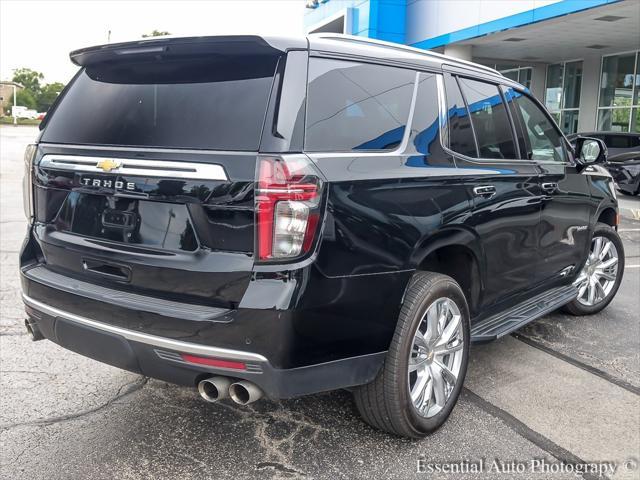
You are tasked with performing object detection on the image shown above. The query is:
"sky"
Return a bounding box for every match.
[0,0,307,84]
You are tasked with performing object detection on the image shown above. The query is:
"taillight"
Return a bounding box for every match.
[22,144,36,220]
[256,156,323,261]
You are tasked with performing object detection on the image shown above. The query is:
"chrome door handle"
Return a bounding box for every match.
[473,185,496,198]
[542,182,558,193]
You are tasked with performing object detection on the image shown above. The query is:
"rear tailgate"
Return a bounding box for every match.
[28,37,288,308]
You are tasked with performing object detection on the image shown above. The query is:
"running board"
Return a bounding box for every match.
[470,284,578,343]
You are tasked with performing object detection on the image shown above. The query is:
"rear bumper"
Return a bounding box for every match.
[22,292,386,400]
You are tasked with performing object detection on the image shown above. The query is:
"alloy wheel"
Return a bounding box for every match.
[575,236,619,307]
[408,297,464,418]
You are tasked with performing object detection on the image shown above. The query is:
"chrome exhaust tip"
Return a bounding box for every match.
[229,380,263,405]
[197,376,231,403]
[24,319,44,341]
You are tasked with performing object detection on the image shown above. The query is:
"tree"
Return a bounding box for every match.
[37,82,65,112]
[12,68,44,94]
[15,89,37,110]
[142,30,171,38]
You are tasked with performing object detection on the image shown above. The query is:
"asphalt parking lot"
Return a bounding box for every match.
[1,125,639,480]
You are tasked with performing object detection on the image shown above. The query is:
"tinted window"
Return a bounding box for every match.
[305,58,415,152]
[42,54,280,150]
[605,135,627,148]
[503,87,528,158]
[458,78,517,160]
[444,74,477,157]
[509,91,567,162]
[407,73,447,165]
[605,135,640,148]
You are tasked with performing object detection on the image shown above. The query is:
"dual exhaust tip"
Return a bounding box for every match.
[198,377,262,405]
[26,319,261,406]
[25,319,44,341]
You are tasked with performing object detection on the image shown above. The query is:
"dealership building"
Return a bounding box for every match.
[304,0,640,134]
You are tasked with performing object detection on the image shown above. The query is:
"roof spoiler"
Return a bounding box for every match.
[70,35,306,67]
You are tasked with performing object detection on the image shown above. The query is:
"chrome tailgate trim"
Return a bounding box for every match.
[39,154,228,180]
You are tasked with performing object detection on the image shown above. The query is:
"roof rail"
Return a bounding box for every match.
[309,33,501,76]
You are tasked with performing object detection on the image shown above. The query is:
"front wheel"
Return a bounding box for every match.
[353,272,470,438]
[563,223,625,316]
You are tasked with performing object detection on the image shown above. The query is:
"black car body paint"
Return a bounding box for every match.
[21,35,619,399]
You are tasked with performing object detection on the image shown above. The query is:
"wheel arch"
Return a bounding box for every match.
[597,207,617,228]
[410,228,484,317]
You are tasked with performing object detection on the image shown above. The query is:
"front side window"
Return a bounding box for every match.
[510,91,567,162]
[305,58,415,152]
[458,77,517,160]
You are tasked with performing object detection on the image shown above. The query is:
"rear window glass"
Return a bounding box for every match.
[305,58,415,152]
[41,54,280,150]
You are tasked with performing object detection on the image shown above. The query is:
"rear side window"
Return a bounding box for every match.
[443,74,477,157]
[458,78,517,160]
[305,58,415,152]
[41,54,280,150]
[410,73,446,160]
[605,135,629,148]
[605,135,640,148]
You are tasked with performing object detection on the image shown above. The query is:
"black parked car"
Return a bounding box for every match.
[21,34,624,438]
[568,132,640,195]
[567,131,640,157]
[606,152,640,196]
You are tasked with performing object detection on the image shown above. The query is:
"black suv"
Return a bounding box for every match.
[21,35,624,438]
[568,132,640,196]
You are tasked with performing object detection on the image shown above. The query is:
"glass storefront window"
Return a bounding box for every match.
[563,61,582,109]
[561,110,580,134]
[598,51,640,132]
[545,64,563,112]
[545,62,582,134]
[502,70,519,82]
[599,53,636,108]
[498,67,533,90]
[634,52,640,106]
[496,63,518,71]
[597,108,631,132]
[519,68,532,90]
[632,108,639,133]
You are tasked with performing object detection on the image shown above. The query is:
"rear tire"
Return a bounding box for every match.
[353,272,470,438]
[563,223,624,316]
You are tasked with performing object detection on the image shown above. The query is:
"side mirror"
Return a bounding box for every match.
[574,136,607,165]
